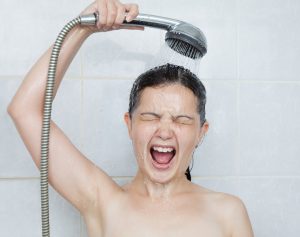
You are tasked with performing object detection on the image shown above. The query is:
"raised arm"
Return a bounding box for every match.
[7,0,139,215]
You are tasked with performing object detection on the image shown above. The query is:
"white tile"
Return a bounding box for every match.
[80,0,165,79]
[238,0,300,80]
[0,0,83,76]
[0,179,80,237]
[0,179,41,236]
[81,79,138,176]
[192,177,240,196]
[134,0,163,15]
[81,28,163,79]
[239,177,300,237]
[192,81,239,176]
[239,83,300,175]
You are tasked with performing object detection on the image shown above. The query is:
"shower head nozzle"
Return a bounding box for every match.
[165,23,207,59]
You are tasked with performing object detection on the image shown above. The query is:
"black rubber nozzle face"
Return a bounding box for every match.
[165,23,207,59]
[165,38,203,59]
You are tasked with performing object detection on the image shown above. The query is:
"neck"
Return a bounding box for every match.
[130,170,190,200]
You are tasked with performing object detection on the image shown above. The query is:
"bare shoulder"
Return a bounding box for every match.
[192,184,245,212]
[192,184,254,237]
[210,191,247,217]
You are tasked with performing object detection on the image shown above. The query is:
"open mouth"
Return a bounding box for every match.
[150,145,176,170]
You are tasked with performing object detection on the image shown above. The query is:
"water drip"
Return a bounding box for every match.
[146,41,201,76]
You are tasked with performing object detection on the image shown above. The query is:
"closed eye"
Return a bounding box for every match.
[174,116,194,125]
[140,112,160,121]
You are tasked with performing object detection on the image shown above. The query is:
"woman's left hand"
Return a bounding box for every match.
[80,0,143,33]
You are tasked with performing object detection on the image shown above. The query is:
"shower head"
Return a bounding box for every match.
[80,13,207,59]
[165,23,207,59]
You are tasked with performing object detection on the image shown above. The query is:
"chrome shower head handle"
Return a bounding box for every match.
[80,13,207,59]
[80,12,180,29]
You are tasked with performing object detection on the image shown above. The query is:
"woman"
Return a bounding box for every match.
[7,0,254,236]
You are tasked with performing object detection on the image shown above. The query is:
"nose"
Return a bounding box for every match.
[156,120,174,140]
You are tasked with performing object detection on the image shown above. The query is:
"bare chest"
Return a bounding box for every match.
[105,214,224,237]
[86,200,226,237]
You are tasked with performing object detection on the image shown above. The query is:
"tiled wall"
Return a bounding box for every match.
[1,0,300,236]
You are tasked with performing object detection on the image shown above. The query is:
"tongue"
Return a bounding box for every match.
[152,150,173,164]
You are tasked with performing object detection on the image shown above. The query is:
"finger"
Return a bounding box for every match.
[124,3,139,22]
[113,3,126,28]
[97,0,108,29]
[106,1,118,29]
[119,25,144,31]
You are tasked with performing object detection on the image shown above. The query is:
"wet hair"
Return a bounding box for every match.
[128,63,207,181]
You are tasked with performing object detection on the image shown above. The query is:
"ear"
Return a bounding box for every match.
[196,120,209,145]
[124,112,133,139]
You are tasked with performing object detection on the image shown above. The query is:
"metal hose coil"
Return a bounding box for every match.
[40,16,81,237]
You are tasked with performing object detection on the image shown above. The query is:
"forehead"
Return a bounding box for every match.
[137,84,198,114]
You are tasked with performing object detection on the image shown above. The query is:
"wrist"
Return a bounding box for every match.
[78,25,95,38]
[74,25,94,40]
[62,24,93,46]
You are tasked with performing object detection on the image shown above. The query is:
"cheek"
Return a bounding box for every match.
[176,127,199,154]
[132,121,158,139]
[131,123,157,157]
[176,130,197,171]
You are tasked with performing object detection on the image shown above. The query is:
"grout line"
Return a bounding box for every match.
[1,76,300,84]
[0,177,39,180]
[1,175,299,181]
[192,175,300,179]
[1,175,299,180]
[0,76,22,80]
[233,80,300,84]
[110,175,300,179]
[236,0,242,196]
[77,76,135,81]
[236,84,241,194]
[75,77,300,84]
[80,49,84,152]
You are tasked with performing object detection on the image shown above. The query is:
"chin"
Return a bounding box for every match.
[148,172,173,184]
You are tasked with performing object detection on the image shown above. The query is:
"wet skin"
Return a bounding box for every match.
[7,1,254,233]
[84,84,253,237]
[125,84,206,185]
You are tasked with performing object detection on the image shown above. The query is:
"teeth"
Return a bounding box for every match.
[153,146,174,153]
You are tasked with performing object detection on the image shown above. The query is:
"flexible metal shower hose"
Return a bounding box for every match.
[40,16,81,237]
